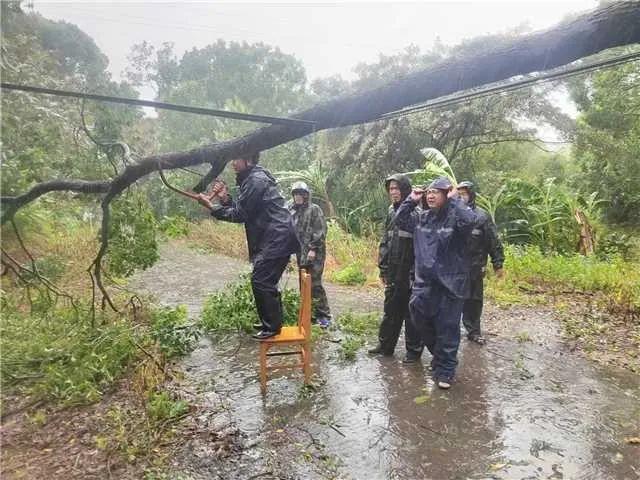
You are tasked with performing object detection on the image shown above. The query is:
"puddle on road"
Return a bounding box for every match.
[174,332,639,480]
[131,246,639,479]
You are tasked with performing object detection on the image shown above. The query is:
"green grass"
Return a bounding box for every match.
[331,263,367,286]
[486,244,640,315]
[325,220,379,285]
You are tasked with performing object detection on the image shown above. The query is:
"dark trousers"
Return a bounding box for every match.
[298,255,331,321]
[378,282,423,355]
[409,281,464,380]
[251,255,290,332]
[462,269,484,338]
[310,260,331,320]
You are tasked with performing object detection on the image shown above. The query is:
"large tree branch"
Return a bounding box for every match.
[1,180,110,223]
[3,1,640,210]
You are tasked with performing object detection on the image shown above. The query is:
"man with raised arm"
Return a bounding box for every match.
[196,152,299,340]
[394,177,476,389]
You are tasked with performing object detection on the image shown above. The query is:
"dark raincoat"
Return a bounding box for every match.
[376,174,422,355]
[462,189,504,338]
[395,195,476,298]
[289,196,331,321]
[395,194,477,380]
[466,191,504,277]
[211,165,298,333]
[211,165,298,262]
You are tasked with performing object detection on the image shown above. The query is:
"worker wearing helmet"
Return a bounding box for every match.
[457,181,504,345]
[289,181,333,328]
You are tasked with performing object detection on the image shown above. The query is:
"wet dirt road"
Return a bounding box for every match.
[131,244,640,480]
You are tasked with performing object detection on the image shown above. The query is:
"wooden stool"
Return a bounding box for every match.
[259,269,312,394]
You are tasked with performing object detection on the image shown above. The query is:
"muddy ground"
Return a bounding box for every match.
[132,244,640,480]
[2,243,639,479]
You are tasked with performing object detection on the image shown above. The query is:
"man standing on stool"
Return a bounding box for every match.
[289,181,333,328]
[395,177,477,389]
[369,174,423,363]
[196,152,299,340]
[457,181,504,345]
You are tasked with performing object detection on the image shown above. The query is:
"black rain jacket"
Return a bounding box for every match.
[465,190,505,271]
[378,174,415,287]
[211,165,299,262]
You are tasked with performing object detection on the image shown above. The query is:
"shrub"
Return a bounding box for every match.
[159,215,190,239]
[1,303,140,406]
[336,312,379,361]
[199,275,300,333]
[597,231,635,261]
[146,390,189,423]
[340,336,364,361]
[108,192,160,277]
[149,305,200,359]
[337,311,379,336]
[331,263,367,286]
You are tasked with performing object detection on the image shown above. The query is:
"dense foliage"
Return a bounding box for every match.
[571,57,640,225]
[108,192,160,277]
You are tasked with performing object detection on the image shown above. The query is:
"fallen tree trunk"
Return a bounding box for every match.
[2,1,639,216]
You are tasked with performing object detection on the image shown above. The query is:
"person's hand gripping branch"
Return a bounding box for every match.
[197,179,228,210]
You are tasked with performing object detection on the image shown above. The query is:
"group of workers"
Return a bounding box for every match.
[196,151,503,389]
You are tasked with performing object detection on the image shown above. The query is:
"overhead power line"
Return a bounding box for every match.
[0,83,316,127]
[379,50,640,121]
[3,50,638,129]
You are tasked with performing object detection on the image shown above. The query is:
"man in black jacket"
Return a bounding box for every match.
[197,152,299,340]
[457,181,505,345]
[369,174,423,363]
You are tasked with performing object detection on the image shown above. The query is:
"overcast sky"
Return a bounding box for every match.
[33,1,596,87]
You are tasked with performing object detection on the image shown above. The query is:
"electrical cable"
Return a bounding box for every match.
[0,83,316,127]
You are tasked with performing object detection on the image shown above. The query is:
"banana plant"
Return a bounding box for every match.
[476,183,508,223]
[405,147,458,187]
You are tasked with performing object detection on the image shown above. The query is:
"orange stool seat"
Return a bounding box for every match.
[262,325,307,343]
[258,269,312,394]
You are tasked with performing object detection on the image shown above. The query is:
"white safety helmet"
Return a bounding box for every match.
[291,181,310,196]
